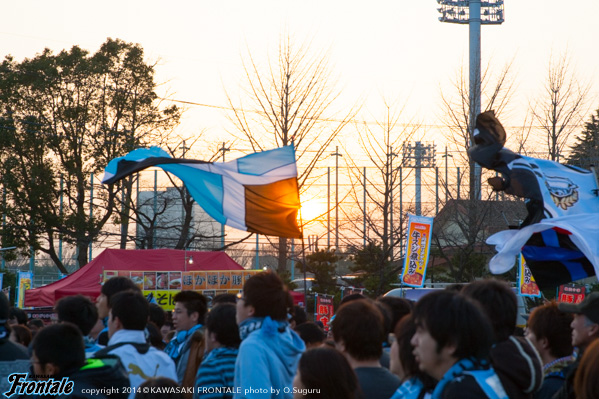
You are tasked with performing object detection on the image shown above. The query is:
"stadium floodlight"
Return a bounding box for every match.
[436,0,504,200]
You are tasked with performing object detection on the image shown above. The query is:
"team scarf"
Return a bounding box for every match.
[164,323,203,360]
[238,316,289,341]
[390,377,427,399]
[432,357,508,399]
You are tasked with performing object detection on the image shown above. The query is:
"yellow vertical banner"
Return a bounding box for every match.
[519,254,541,297]
[17,271,32,308]
[401,214,434,287]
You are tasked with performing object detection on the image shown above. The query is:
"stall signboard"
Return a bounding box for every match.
[315,295,334,331]
[103,269,260,310]
[557,283,586,304]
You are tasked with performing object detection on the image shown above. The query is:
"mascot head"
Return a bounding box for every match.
[467,110,507,169]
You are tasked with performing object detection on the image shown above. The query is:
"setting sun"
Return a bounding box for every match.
[299,198,328,223]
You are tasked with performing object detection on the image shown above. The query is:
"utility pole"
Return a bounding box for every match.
[330,147,343,251]
[402,142,436,216]
[442,146,453,204]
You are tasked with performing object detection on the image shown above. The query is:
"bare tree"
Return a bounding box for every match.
[436,59,517,281]
[342,99,419,295]
[439,59,516,199]
[530,51,592,162]
[226,34,357,274]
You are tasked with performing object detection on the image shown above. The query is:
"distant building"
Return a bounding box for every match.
[136,187,221,250]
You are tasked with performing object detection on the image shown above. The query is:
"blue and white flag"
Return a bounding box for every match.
[471,111,599,289]
[102,146,302,238]
[487,214,599,290]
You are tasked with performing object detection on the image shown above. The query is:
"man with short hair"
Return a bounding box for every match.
[55,294,103,356]
[195,303,240,399]
[95,276,141,345]
[332,299,401,399]
[30,322,130,399]
[96,290,177,398]
[234,272,305,399]
[411,290,508,399]
[164,290,207,387]
[462,279,543,399]
[525,301,574,399]
[553,292,599,399]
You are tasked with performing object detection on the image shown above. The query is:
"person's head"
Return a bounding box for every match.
[295,322,326,350]
[27,319,44,337]
[135,377,183,399]
[97,276,141,319]
[212,293,237,305]
[146,322,165,350]
[339,293,366,306]
[9,307,28,325]
[390,315,417,379]
[32,322,85,377]
[149,303,166,329]
[290,305,307,328]
[410,290,493,380]
[390,315,437,389]
[559,292,599,350]
[376,296,413,332]
[374,301,393,337]
[55,295,99,336]
[205,303,240,351]
[525,301,573,361]
[108,290,149,337]
[237,272,292,324]
[461,279,517,342]
[9,324,32,347]
[293,347,358,399]
[332,299,385,362]
[172,291,207,332]
[574,339,599,399]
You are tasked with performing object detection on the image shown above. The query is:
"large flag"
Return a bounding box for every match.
[487,214,599,290]
[102,146,302,238]
[470,111,599,289]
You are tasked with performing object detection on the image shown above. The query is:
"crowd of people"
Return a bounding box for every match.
[1,273,599,399]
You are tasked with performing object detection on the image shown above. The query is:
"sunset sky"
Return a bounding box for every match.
[4,1,598,146]
[3,1,599,244]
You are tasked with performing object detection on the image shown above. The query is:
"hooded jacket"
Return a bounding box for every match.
[233,317,305,399]
[60,355,130,399]
[490,336,544,399]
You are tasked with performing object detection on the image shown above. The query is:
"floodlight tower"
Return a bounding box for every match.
[436,0,504,200]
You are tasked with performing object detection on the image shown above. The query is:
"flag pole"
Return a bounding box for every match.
[298,210,308,313]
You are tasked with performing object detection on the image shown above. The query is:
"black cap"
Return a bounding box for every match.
[558,292,599,324]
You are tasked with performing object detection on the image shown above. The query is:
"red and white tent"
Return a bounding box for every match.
[24,248,244,307]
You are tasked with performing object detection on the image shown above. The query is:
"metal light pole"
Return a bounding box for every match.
[330,147,343,251]
[437,0,504,200]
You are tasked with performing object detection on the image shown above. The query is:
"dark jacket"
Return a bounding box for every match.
[551,359,578,399]
[61,355,130,399]
[490,336,544,399]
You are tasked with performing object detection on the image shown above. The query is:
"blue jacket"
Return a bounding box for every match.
[195,347,238,399]
[233,317,305,399]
